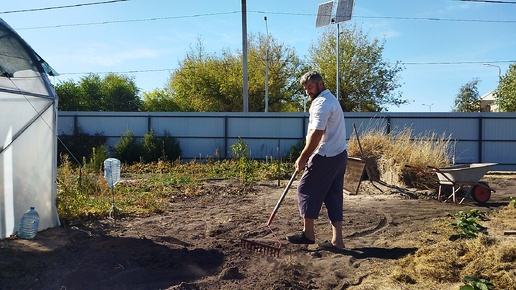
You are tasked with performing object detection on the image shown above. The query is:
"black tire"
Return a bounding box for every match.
[471,181,491,203]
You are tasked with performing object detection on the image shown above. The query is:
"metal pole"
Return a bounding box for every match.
[265,48,269,112]
[242,0,249,112]
[336,23,340,100]
[264,16,269,113]
[483,63,502,112]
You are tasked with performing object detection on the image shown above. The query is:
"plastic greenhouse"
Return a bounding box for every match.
[0,17,60,239]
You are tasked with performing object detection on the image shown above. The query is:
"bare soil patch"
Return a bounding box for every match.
[1,174,515,289]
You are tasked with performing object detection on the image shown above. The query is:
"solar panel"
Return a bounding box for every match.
[335,0,355,23]
[315,1,334,28]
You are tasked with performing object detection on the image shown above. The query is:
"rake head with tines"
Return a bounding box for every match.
[241,224,282,257]
[240,171,297,257]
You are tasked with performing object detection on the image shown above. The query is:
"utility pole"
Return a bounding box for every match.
[241,0,249,112]
[264,16,269,113]
[336,22,340,100]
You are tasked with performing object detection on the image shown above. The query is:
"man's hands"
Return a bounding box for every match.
[295,129,325,173]
[295,157,307,173]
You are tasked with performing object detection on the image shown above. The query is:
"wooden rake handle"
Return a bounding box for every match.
[266,171,298,226]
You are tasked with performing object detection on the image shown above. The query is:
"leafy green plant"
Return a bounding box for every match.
[56,154,109,225]
[450,209,488,238]
[230,137,254,185]
[83,146,109,172]
[114,129,141,164]
[459,275,494,290]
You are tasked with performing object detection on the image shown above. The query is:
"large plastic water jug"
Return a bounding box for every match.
[18,207,40,239]
[104,158,121,188]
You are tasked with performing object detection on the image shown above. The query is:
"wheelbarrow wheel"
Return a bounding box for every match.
[471,181,491,203]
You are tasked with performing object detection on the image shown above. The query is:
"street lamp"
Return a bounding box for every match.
[422,103,433,112]
[483,63,502,111]
[315,0,355,100]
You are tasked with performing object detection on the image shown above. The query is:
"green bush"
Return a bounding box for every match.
[115,129,182,164]
[141,130,182,163]
[287,140,305,162]
[141,129,161,163]
[161,131,182,162]
[57,127,107,165]
[114,129,141,164]
[230,137,254,185]
[83,146,109,172]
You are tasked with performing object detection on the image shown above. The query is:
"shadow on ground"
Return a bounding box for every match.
[1,235,224,290]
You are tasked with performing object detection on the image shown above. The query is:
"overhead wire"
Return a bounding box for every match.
[0,0,129,15]
[12,10,516,30]
[4,2,514,79]
[16,11,241,30]
[54,60,515,79]
[454,0,516,4]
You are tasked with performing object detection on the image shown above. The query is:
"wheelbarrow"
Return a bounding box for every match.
[429,163,497,204]
[406,163,497,204]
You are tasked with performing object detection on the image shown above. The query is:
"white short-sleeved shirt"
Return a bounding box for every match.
[307,89,347,157]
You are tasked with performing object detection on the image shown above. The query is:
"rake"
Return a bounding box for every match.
[241,171,298,257]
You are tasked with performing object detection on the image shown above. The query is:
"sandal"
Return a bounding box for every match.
[286,232,315,244]
[317,241,345,253]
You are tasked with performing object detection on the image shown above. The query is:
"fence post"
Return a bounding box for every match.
[478,116,483,163]
[73,113,78,133]
[386,116,391,134]
[224,115,228,159]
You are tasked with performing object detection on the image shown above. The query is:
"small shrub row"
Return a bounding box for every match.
[57,128,107,166]
[58,127,182,165]
[114,129,182,164]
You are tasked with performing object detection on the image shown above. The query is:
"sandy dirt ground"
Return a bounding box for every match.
[1,174,515,290]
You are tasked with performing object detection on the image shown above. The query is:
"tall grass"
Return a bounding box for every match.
[347,124,454,188]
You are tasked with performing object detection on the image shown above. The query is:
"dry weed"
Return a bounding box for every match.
[387,205,516,289]
[348,123,454,189]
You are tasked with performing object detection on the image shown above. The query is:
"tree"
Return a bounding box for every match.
[55,73,141,111]
[168,35,305,112]
[101,73,141,111]
[54,80,83,111]
[497,63,516,112]
[168,40,233,112]
[140,88,180,112]
[453,79,481,112]
[246,33,305,112]
[308,25,405,112]
[79,74,103,111]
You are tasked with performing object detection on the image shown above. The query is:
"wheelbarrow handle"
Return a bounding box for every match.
[427,166,458,186]
[405,164,433,177]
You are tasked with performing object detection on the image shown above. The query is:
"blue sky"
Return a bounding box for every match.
[1,0,514,112]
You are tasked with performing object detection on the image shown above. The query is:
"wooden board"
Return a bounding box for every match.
[344,157,366,195]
